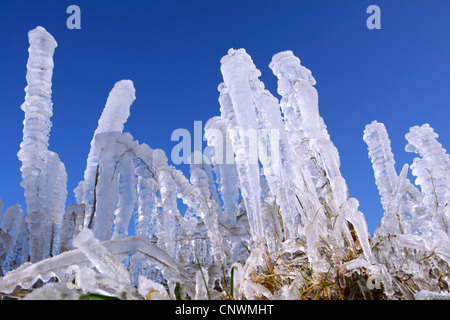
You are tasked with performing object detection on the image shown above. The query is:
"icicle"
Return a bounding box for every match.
[405,124,450,234]
[271,50,348,206]
[219,48,264,244]
[268,51,322,226]
[249,61,301,240]
[363,121,398,211]
[374,164,410,238]
[80,80,136,227]
[190,154,226,276]
[204,116,240,226]
[135,174,157,239]
[91,132,122,240]
[270,50,379,274]
[155,150,180,257]
[342,198,374,263]
[17,26,59,263]
[112,154,137,240]
[191,152,221,213]
[133,143,159,239]
[45,151,68,257]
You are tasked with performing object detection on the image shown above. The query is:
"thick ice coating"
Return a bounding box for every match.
[17,26,67,263]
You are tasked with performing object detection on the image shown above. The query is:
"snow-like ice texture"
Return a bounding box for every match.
[137,276,170,300]
[77,80,136,229]
[17,26,68,263]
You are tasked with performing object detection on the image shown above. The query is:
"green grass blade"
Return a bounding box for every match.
[174,282,184,300]
[79,293,121,300]
[230,266,237,299]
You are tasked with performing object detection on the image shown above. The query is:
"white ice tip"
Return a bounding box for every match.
[269,50,316,85]
[28,26,58,50]
[113,79,136,100]
[220,48,253,67]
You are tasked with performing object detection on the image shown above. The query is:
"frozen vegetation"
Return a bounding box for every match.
[0,26,449,300]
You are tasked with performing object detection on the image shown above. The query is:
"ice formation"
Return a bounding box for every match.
[0,27,449,300]
[76,79,136,230]
[16,27,67,263]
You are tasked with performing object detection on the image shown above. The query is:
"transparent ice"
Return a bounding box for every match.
[0,27,449,300]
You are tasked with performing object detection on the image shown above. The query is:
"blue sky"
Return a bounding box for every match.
[0,0,449,233]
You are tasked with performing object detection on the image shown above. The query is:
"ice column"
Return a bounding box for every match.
[17,26,60,262]
[406,124,450,234]
[45,151,68,256]
[248,62,300,241]
[154,150,179,257]
[219,48,264,243]
[269,51,321,225]
[112,154,137,240]
[79,80,135,228]
[204,116,239,227]
[363,121,398,211]
[270,50,348,206]
[134,144,159,239]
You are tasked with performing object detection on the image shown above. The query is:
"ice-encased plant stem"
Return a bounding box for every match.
[17,26,67,263]
[270,51,374,268]
[219,49,264,244]
[405,124,450,235]
[363,121,399,211]
[77,80,136,229]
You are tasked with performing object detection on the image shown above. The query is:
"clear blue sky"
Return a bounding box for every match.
[0,0,449,233]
